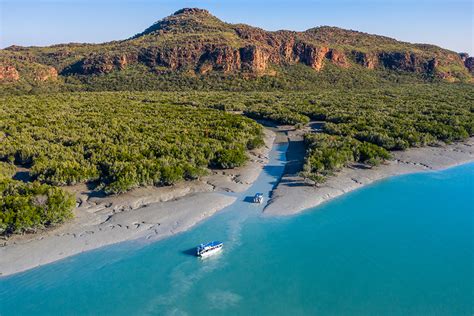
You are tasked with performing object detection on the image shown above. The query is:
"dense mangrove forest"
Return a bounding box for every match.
[0,82,473,235]
[0,93,264,193]
[0,162,75,235]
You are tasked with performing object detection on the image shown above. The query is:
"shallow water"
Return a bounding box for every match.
[1,144,473,315]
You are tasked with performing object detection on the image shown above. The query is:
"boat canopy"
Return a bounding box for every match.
[198,241,222,249]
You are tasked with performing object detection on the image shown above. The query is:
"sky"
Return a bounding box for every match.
[0,0,473,55]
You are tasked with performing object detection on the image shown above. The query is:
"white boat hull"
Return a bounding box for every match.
[198,246,223,258]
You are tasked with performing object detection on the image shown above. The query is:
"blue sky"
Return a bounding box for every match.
[1,0,473,54]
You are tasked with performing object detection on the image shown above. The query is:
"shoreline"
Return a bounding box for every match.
[264,137,474,217]
[2,126,473,277]
[0,129,276,277]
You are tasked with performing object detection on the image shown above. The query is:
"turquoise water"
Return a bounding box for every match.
[1,144,473,315]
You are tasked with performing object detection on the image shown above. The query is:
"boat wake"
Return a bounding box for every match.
[143,143,288,314]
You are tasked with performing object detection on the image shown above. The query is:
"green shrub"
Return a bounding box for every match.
[0,180,75,235]
[302,134,392,182]
[0,162,15,180]
[357,142,391,163]
[212,147,247,169]
[247,136,265,150]
[160,165,185,185]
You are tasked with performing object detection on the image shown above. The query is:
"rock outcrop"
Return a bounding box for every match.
[377,52,439,75]
[34,67,58,81]
[326,49,349,68]
[379,52,421,72]
[138,44,269,74]
[0,65,20,81]
[298,44,329,70]
[62,53,136,75]
[240,45,269,72]
[1,8,472,82]
[352,51,378,69]
[198,46,241,73]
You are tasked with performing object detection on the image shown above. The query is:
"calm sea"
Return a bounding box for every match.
[1,144,473,315]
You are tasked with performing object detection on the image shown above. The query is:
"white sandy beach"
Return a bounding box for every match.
[264,135,474,216]
[0,130,275,276]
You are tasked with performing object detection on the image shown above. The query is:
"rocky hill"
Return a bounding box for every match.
[1,8,473,88]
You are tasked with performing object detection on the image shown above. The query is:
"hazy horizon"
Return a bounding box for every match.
[0,0,473,55]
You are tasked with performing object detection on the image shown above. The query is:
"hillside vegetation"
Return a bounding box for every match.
[1,8,472,93]
[0,63,434,96]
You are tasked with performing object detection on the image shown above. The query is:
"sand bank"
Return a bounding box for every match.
[0,129,275,277]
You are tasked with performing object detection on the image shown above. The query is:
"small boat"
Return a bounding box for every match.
[196,241,223,257]
[253,193,264,204]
